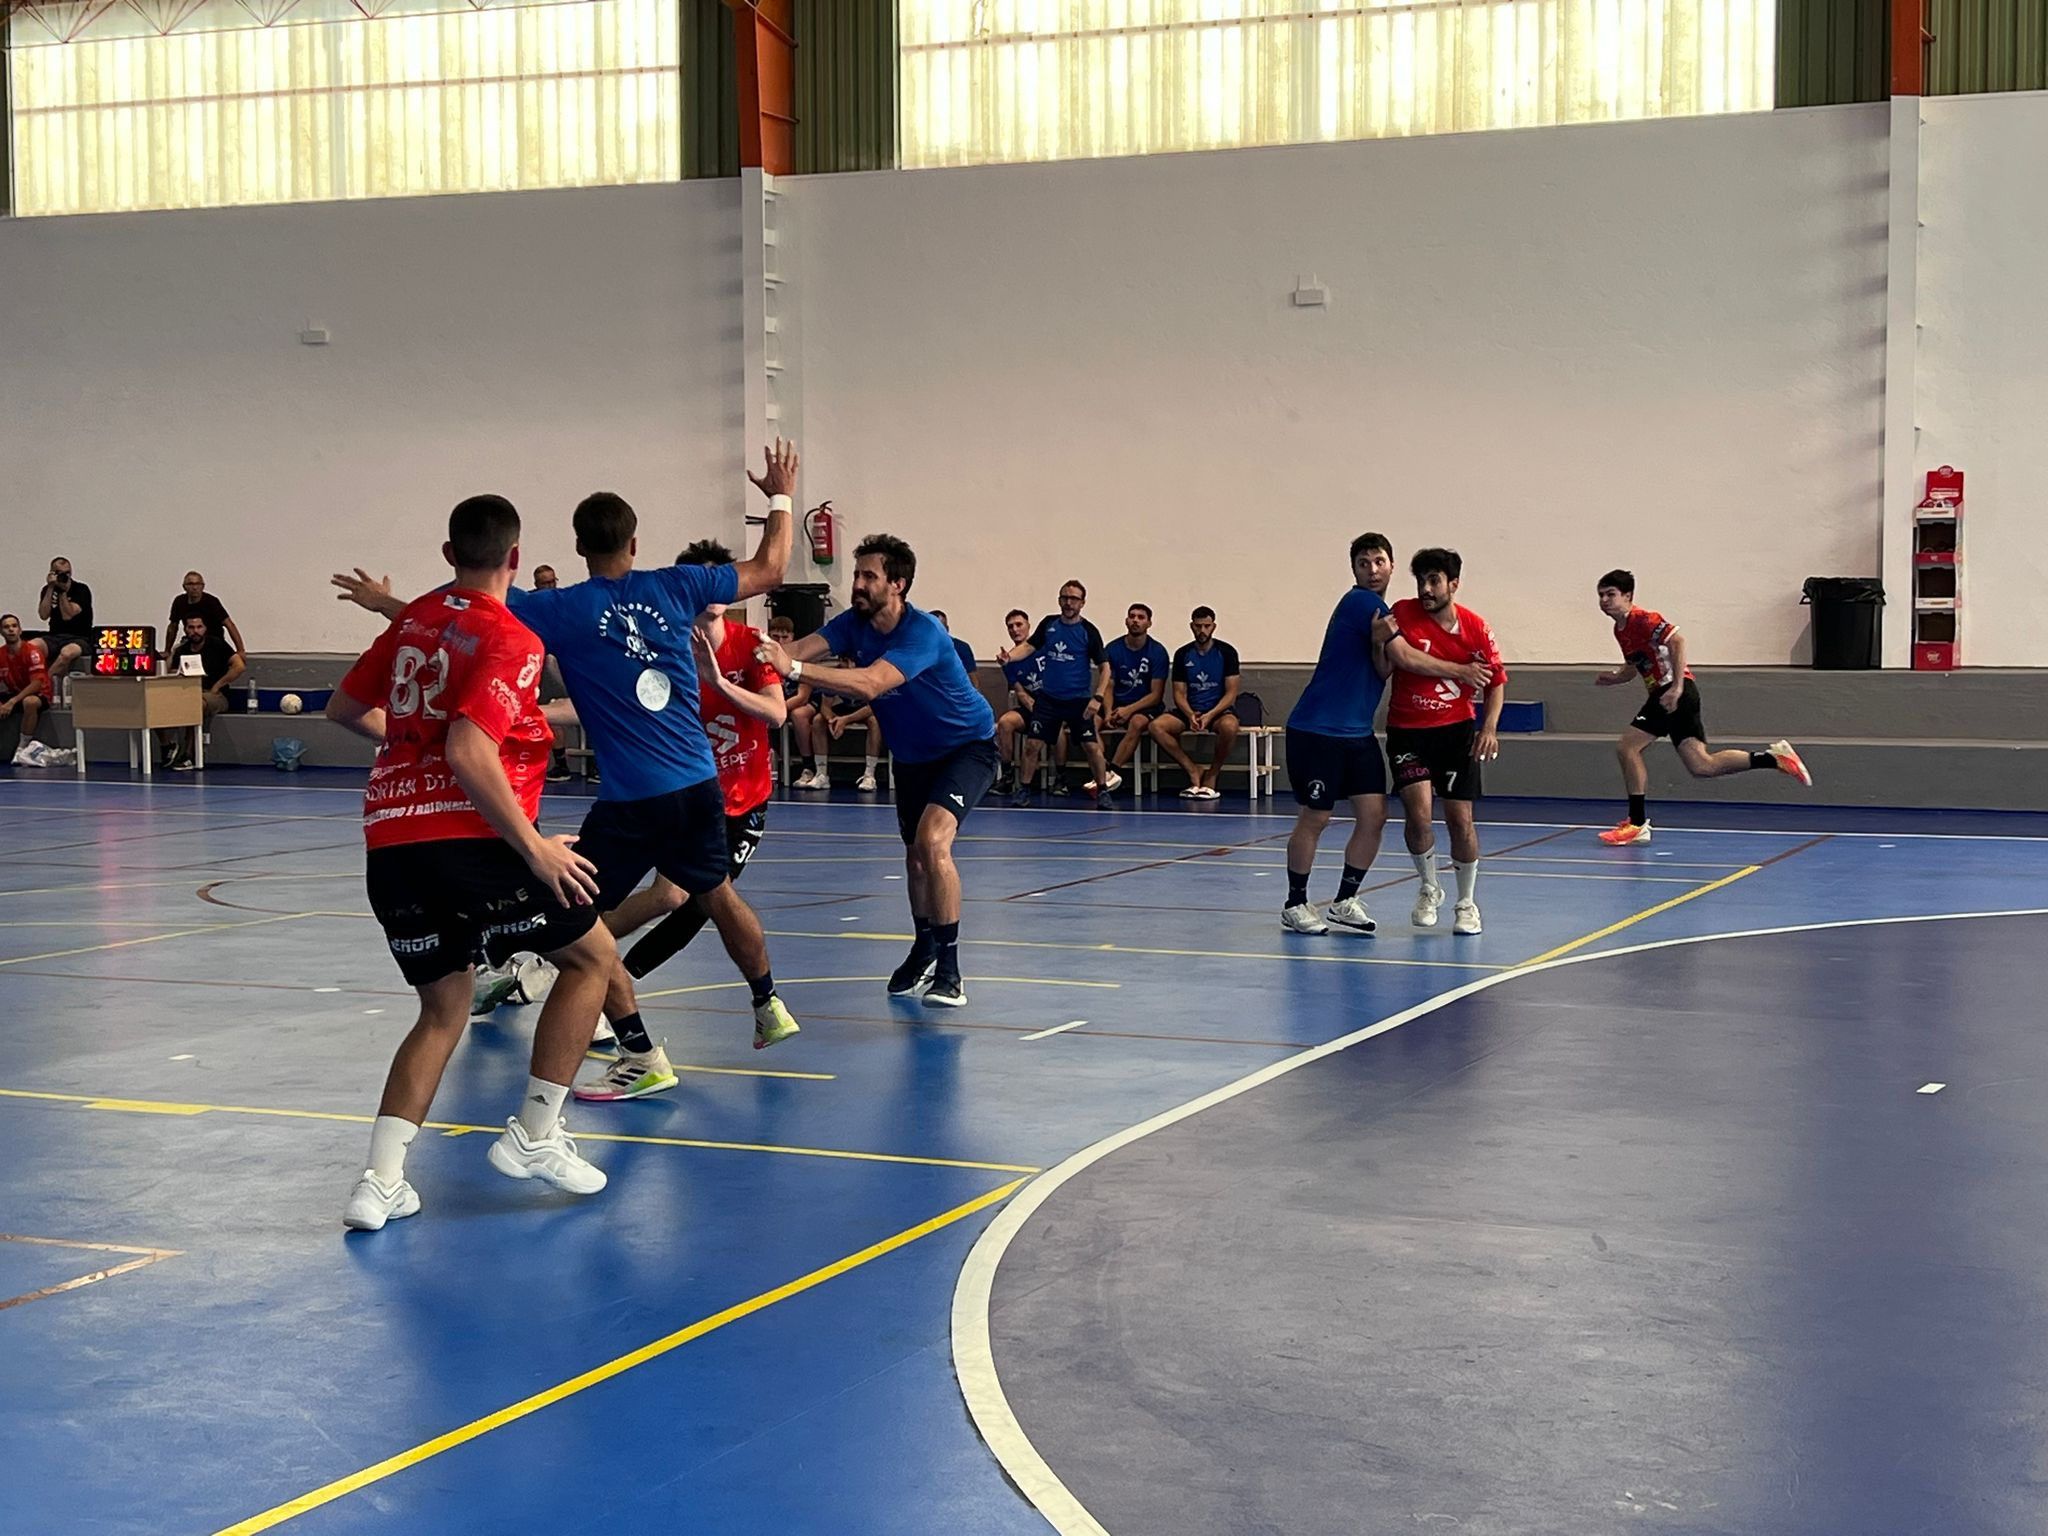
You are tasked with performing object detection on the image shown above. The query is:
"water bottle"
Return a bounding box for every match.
[246,685,259,713]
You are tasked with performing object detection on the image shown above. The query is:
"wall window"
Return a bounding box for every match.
[899,0,1774,168]
[9,0,681,216]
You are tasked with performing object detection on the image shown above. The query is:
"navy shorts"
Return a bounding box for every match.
[1386,721,1482,802]
[1285,728,1387,810]
[1028,693,1098,745]
[893,739,1002,845]
[575,777,732,908]
[366,837,601,988]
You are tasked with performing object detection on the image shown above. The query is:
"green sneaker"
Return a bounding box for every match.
[470,964,521,1017]
[753,995,800,1051]
[573,1045,678,1103]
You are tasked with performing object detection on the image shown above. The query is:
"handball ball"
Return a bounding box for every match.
[280,693,304,715]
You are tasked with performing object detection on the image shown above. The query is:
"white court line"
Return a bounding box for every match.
[1020,1020,1090,1042]
[1918,1082,1946,1094]
[952,904,2048,1536]
[6,777,2048,842]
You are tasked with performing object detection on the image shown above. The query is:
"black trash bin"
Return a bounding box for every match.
[767,583,832,639]
[1801,576,1884,670]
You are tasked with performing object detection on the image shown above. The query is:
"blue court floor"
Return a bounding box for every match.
[4,768,2047,1536]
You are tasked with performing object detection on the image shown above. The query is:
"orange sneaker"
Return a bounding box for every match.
[1598,821,1653,846]
[1767,739,1813,787]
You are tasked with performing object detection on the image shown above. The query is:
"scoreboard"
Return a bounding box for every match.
[92,626,160,676]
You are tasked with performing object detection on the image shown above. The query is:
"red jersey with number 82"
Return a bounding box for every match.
[338,589,553,849]
[702,620,781,817]
[1386,599,1507,730]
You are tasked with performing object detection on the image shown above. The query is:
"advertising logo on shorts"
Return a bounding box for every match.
[598,602,677,713]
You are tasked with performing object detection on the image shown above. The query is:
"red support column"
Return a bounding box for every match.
[1891,0,1929,96]
[728,0,797,175]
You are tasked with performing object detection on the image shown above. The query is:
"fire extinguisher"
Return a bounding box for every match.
[804,500,836,566]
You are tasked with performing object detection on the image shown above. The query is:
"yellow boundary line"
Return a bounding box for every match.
[1514,866,1763,968]
[767,929,1507,973]
[0,1088,1040,1174]
[0,913,313,968]
[210,1177,1026,1536]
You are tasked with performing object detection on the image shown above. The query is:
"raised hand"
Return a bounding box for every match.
[747,438,801,500]
[331,568,393,610]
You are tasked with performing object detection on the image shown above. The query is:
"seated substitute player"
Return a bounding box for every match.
[1150,606,1241,799]
[998,580,1115,803]
[993,609,1038,795]
[0,615,53,754]
[755,534,1000,1008]
[1594,570,1812,844]
[930,611,979,677]
[326,494,619,1232]
[158,613,246,770]
[791,660,886,791]
[1383,548,1506,937]
[1097,603,1169,791]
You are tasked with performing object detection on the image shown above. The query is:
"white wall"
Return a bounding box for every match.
[1,180,744,653]
[792,107,1892,663]
[1918,92,2048,669]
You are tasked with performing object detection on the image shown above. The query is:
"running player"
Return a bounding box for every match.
[1594,570,1813,844]
[325,495,617,1232]
[755,534,1000,1009]
[575,539,787,1101]
[998,580,1115,803]
[1383,548,1506,936]
[1281,535,1494,935]
[333,440,802,1058]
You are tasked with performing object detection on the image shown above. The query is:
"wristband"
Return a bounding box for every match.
[768,494,794,514]
[789,659,803,681]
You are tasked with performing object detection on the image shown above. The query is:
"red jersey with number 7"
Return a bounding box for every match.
[338,588,554,849]
[1386,599,1507,730]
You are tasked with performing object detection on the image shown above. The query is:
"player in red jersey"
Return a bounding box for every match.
[1382,548,1507,936]
[574,539,789,1103]
[1,615,53,751]
[325,494,620,1232]
[1594,570,1812,846]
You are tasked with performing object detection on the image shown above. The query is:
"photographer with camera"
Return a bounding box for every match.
[37,557,94,691]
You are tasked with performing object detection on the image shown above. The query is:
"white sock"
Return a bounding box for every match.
[367,1115,419,1182]
[864,754,878,773]
[1455,859,1480,904]
[516,1076,569,1139]
[1411,850,1440,891]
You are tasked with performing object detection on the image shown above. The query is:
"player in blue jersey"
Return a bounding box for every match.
[756,534,1000,1010]
[1282,535,1495,935]
[1151,607,1241,798]
[993,608,1040,794]
[997,579,1114,804]
[930,611,980,678]
[333,440,804,1056]
[1098,602,1170,790]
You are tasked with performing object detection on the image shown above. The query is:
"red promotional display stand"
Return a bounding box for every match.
[1913,466,1962,670]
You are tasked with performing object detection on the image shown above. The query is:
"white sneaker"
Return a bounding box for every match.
[512,955,558,1005]
[470,962,520,1017]
[342,1170,420,1231]
[1411,884,1445,928]
[856,770,879,792]
[795,768,827,791]
[1453,900,1483,936]
[487,1116,607,1195]
[1087,770,1123,793]
[1281,902,1329,934]
[1325,896,1377,934]
[1192,785,1221,800]
[574,1045,678,1102]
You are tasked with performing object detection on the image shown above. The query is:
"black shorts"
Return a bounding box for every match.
[1386,721,1482,802]
[1286,728,1387,810]
[575,778,732,909]
[1629,679,1708,745]
[366,838,602,988]
[893,739,1002,845]
[724,804,767,880]
[1028,694,1098,745]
